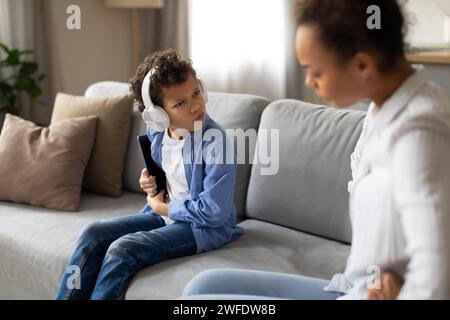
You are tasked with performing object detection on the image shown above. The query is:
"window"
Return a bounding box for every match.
[190,0,286,99]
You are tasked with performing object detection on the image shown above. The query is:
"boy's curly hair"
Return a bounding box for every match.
[129,49,197,113]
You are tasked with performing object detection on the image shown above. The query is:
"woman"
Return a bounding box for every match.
[182,0,450,300]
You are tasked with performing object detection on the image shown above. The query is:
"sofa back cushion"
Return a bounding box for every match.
[51,92,133,197]
[204,92,269,218]
[245,100,366,243]
[85,82,270,218]
[84,82,147,195]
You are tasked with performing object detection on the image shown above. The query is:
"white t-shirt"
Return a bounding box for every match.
[160,129,191,224]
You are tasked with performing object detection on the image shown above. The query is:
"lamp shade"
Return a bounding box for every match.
[105,0,164,9]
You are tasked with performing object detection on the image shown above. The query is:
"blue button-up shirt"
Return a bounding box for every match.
[140,114,245,253]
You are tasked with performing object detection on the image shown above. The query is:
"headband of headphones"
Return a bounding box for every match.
[140,66,207,110]
[141,67,157,109]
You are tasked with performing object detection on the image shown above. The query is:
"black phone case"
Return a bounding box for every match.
[137,135,166,194]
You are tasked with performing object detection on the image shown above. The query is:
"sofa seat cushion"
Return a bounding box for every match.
[0,191,146,299]
[125,219,350,299]
[0,207,350,300]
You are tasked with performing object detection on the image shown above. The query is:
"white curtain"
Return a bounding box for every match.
[0,0,35,51]
[405,0,450,48]
[189,0,286,100]
[140,0,190,61]
[0,0,51,124]
[0,0,37,121]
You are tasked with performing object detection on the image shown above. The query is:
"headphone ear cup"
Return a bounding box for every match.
[142,106,170,132]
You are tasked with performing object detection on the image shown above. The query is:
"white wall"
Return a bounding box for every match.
[403,1,450,100]
[405,0,450,48]
[38,0,134,124]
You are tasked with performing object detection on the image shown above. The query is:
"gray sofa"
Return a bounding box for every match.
[0,81,366,299]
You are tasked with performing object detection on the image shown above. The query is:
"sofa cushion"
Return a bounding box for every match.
[204,92,270,218]
[0,114,98,211]
[0,191,147,299]
[0,202,349,299]
[125,219,350,299]
[51,93,134,197]
[83,81,147,195]
[84,82,270,218]
[246,101,366,244]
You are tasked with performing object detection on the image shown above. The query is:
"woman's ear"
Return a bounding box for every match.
[353,52,377,80]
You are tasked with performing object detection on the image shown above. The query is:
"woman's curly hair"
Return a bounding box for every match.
[129,49,197,112]
[294,0,407,73]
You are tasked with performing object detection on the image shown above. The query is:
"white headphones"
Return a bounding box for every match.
[141,67,208,132]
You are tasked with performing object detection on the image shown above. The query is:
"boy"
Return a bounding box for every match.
[56,49,244,300]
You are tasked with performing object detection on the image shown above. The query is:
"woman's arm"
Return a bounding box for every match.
[348,108,371,194]
[391,126,450,299]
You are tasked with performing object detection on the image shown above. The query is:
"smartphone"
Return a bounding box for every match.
[137,135,166,195]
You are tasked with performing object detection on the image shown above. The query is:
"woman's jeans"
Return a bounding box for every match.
[182,268,343,300]
[55,212,196,300]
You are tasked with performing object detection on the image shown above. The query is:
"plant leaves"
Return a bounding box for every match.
[0,93,15,110]
[5,50,20,66]
[0,43,43,113]
[18,49,34,56]
[19,62,38,77]
[13,77,33,91]
[0,81,13,94]
[0,43,10,54]
[28,86,42,100]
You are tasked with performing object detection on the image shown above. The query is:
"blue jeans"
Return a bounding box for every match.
[55,212,196,300]
[182,268,343,300]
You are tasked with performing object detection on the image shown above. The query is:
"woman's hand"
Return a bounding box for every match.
[139,168,157,196]
[147,189,168,216]
[367,271,402,300]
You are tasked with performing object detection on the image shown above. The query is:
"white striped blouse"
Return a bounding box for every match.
[325,66,450,299]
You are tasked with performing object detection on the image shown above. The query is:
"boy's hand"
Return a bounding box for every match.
[139,168,157,196]
[147,189,167,216]
[367,271,402,300]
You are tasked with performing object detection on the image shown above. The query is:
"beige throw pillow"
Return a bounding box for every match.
[0,114,98,211]
[51,93,133,197]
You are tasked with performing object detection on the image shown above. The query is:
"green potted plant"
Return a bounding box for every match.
[0,42,45,129]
